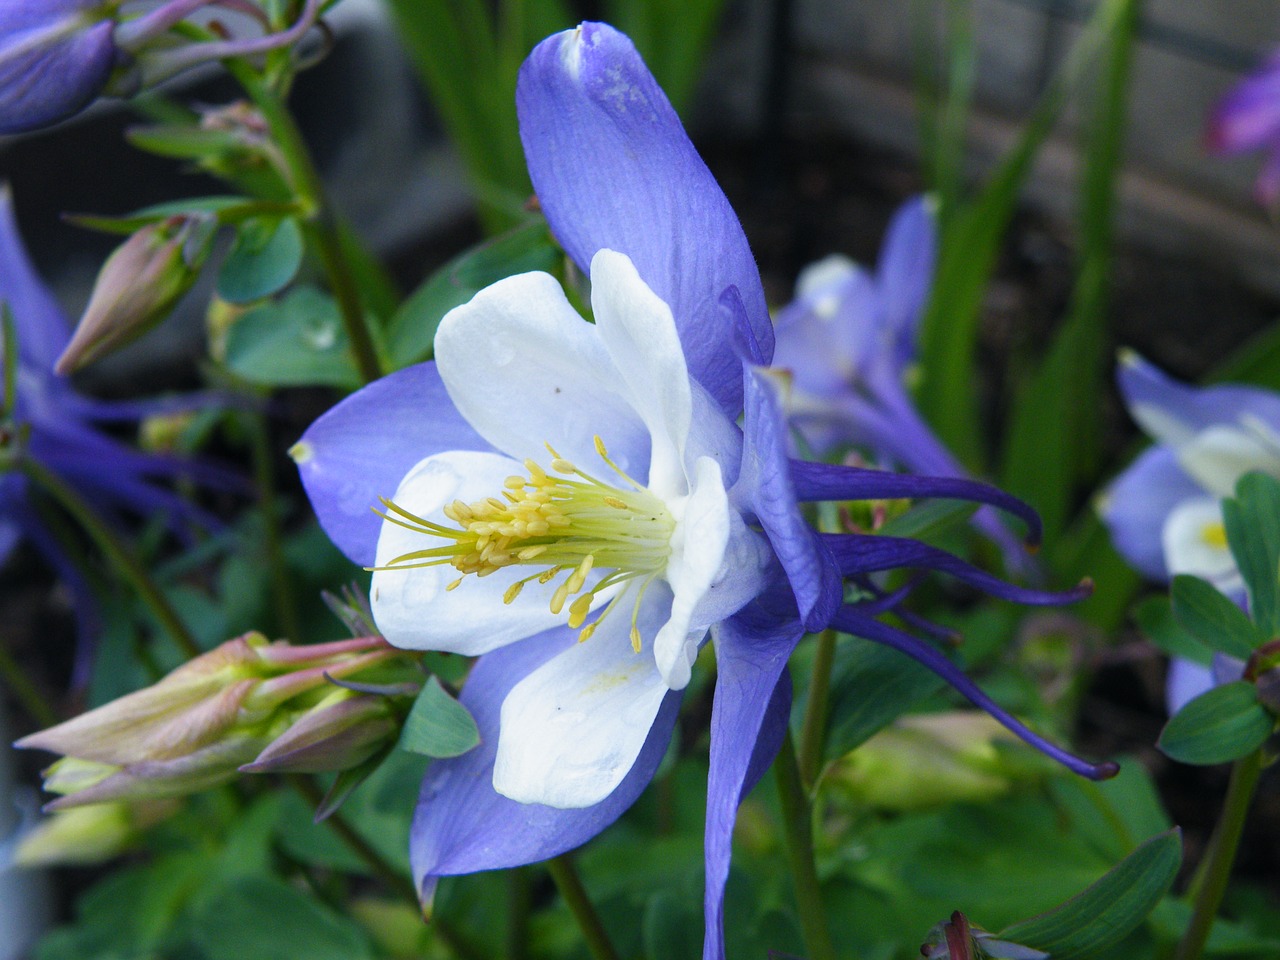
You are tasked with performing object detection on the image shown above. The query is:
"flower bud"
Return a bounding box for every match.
[0,2,118,135]
[12,799,180,867]
[16,632,402,808]
[56,214,216,374]
[240,689,402,775]
[823,712,1053,813]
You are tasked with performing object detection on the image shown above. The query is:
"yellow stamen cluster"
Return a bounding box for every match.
[374,438,673,650]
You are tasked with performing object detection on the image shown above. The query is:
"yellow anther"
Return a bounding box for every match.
[550,581,571,615]
[564,555,594,594]
[603,496,628,509]
[578,622,598,643]
[503,581,524,604]
[551,458,576,475]
[486,497,506,511]
[446,576,464,592]
[504,476,526,490]
[593,435,609,458]
[518,545,547,560]
[524,459,547,483]
[538,568,560,585]
[630,625,642,653]
[568,593,593,628]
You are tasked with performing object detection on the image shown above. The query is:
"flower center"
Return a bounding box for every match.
[376,437,674,649]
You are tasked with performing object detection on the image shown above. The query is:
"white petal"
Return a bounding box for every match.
[435,271,649,478]
[795,254,859,303]
[1161,496,1243,595]
[589,249,691,496]
[1176,424,1280,497]
[492,586,673,808]
[371,451,573,654]
[653,457,731,689]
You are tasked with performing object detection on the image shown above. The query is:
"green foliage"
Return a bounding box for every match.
[998,829,1182,959]
[224,286,364,388]
[217,216,305,304]
[1223,472,1280,635]
[398,676,482,759]
[1158,682,1275,766]
[1170,574,1265,660]
[388,219,561,367]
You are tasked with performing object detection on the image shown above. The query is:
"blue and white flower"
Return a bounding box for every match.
[296,23,1109,958]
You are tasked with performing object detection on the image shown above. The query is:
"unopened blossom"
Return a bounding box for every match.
[0,0,322,135]
[296,23,1110,958]
[1207,49,1280,204]
[772,198,1030,572]
[0,185,241,680]
[1099,350,1280,709]
[16,632,404,807]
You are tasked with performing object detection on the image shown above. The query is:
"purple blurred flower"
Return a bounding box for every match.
[1099,350,1280,708]
[0,185,238,680]
[1207,50,1280,204]
[771,199,1031,573]
[0,0,322,135]
[295,23,1109,958]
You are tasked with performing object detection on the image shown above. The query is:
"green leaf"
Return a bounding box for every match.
[224,287,362,389]
[191,876,374,960]
[876,498,979,544]
[217,216,304,303]
[1132,595,1212,665]
[1223,472,1280,635]
[998,829,1181,959]
[822,637,946,763]
[916,0,1135,468]
[1170,574,1264,660]
[66,195,260,234]
[399,675,481,758]
[1158,681,1274,765]
[387,220,560,367]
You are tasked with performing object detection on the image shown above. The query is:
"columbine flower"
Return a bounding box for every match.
[1099,350,1280,708]
[1207,49,1280,205]
[0,0,322,135]
[0,184,240,681]
[295,23,1110,957]
[771,198,1030,571]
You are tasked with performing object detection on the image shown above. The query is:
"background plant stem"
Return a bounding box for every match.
[1174,749,1265,960]
[798,629,837,789]
[22,458,199,659]
[775,730,837,960]
[547,855,621,960]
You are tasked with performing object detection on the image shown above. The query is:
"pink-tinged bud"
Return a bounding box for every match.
[241,690,401,775]
[16,632,407,807]
[13,799,180,867]
[55,214,215,374]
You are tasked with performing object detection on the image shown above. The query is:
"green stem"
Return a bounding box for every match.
[775,731,837,960]
[546,855,620,960]
[798,629,837,790]
[22,458,199,659]
[505,866,531,960]
[0,644,56,728]
[228,63,385,385]
[243,411,302,641]
[1174,749,1265,960]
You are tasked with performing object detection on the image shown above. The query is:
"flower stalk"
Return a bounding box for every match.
[547,855,621,960]
[1174,749,1265,960]
[223,59,385,385]
[775,730,837,960]
[798,628,837,790]
[21,456,200,659]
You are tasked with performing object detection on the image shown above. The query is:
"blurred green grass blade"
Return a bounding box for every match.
[1000,0,1140,543]
[916,0,1134,469]
[603,0,728,115]
[384,0,571,233]
[998,828,1182,959]
[1048,510,1141,631]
